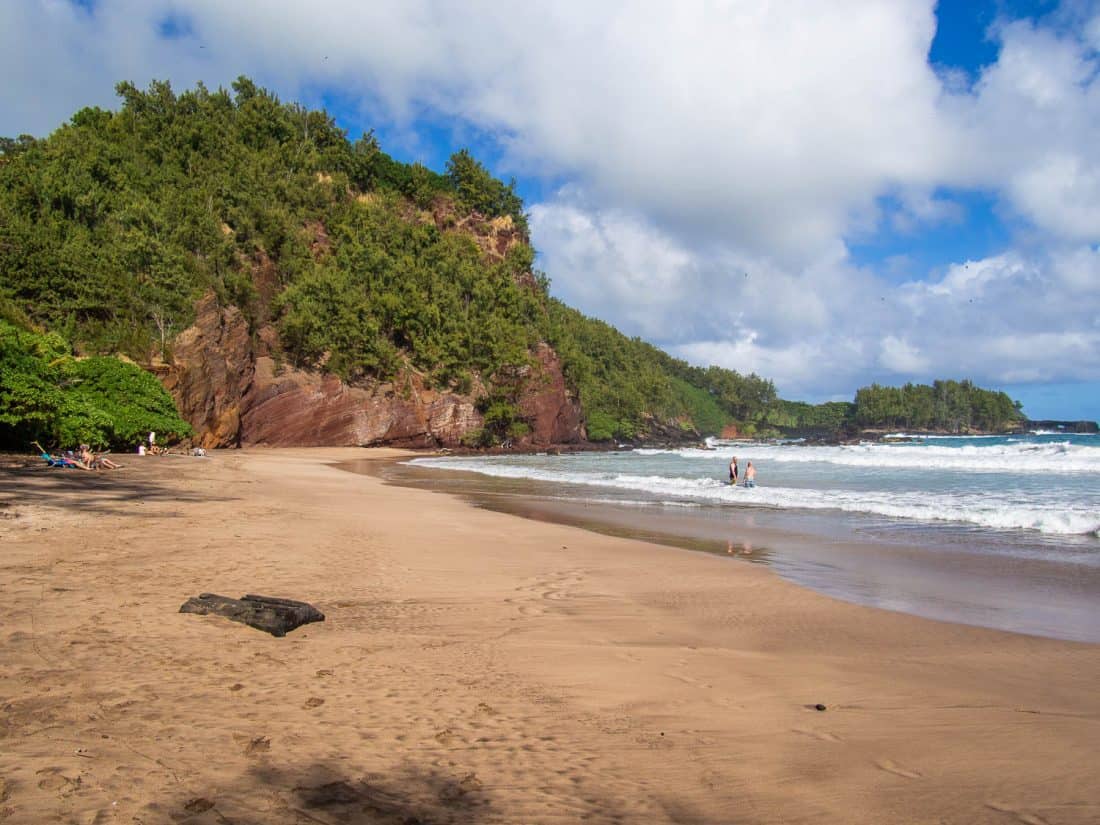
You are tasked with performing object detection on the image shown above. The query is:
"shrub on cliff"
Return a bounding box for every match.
[446,149,528,234]
[0,77,784,444]
[546,301,749,441]
[0,320,192,449]
[275,193,542,384]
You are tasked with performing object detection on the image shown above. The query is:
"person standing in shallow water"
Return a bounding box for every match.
[744,461,756,488]
[729,456,738,485]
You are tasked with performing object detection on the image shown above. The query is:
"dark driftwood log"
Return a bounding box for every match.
[179,593,325,637]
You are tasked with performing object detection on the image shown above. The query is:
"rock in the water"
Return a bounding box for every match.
[179,593,324,637]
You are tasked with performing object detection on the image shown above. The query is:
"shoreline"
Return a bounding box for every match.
[3,447,1098,824]
[363,453,1100,644]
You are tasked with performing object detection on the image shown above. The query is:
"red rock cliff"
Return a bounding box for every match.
[163,293,585,449]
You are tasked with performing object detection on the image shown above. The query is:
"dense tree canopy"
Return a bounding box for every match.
[0,78,1019,448]
[0,77,787,443]
[853,380,1022,432]
[765,399,856,434]
[0,320,192,449]
[761,380,1023,437]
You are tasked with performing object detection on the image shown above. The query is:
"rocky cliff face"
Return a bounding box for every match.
[162,292,585,449]
[516,343,586,445]
[160,293,254,449]
[239,356,483,448]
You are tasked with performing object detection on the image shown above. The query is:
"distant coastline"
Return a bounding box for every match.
[425,417,1100,458]
[757,417,1099,448]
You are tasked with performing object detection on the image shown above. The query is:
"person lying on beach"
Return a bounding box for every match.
[64,448,92,470]
[79,444,122,470]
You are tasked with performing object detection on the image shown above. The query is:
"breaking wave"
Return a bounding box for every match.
[641,440,1100,475]
[409,457,1100,536]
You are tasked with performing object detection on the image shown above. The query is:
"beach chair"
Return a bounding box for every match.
[33,441,77,468]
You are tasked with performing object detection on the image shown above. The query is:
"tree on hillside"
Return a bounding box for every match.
[446,149,527,232]
[0,320,191,448]
[0,76,782,445]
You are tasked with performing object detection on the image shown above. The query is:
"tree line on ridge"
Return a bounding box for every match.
[0,78,1022,448]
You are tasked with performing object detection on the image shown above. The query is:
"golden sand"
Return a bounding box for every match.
[1,448,1097,824]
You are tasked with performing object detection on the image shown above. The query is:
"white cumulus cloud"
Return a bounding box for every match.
[1,0,1099,407]
[879,336,931,374]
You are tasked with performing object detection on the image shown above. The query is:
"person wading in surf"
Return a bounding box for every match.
[744,461,756,487]
[729,456,738,485]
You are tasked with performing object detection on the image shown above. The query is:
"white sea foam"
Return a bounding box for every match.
[642,440,1100,474]
[409,457,1100,536]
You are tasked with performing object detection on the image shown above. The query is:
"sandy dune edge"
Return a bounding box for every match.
[1,448,1097,824]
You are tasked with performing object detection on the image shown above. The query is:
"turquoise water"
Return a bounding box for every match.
[413,434,1100,549]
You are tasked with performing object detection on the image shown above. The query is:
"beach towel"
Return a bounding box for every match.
[34,442,77,468]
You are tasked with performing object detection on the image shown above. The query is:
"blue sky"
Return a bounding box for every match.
[2,0,1098,420]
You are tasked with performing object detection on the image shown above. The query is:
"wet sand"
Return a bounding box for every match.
[369,459,1100,643]
[2,447,1098,824]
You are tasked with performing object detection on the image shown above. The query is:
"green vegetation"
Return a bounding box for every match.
[759,380,1023,436]
[546,301,774,441]
[7,79,1013,448]
[1,77,785,444]
[0,77,535,363]
[446,149,528,234]
[764,400,855,434]
[0,320,192,449]
[853,380,1022,432]
[275,197,543,384]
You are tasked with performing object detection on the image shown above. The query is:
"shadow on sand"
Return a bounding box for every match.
[0,462,224,519]
[154,761,495,825]
[146,759,713,824]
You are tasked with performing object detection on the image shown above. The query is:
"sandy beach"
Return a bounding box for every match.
[2,448,1097,825]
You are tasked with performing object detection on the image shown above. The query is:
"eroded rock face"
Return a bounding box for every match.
[239,357,483,448]
[162,293,253,448]
[428,203,526,261]
[163,298,584,448]
[516,343,585,446]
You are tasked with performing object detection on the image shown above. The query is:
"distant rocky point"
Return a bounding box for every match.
[1016,420,1099,434]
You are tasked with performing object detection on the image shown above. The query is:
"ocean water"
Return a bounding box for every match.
[399,433,1100,641]
[411,434,1100,543]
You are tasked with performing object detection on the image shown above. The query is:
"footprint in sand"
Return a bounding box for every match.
[665,672,712,689]
[35,769,69,792]
[243,736,270,755]
[303,697,325,709]
[438,771,482,804]
[183,797,215,815]
[875,759,922,779]
[986,801,1051,825]
[37,770,84,798]
[791,727,841,742]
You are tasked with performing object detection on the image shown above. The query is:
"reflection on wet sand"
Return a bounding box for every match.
[340,457,1100,643]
